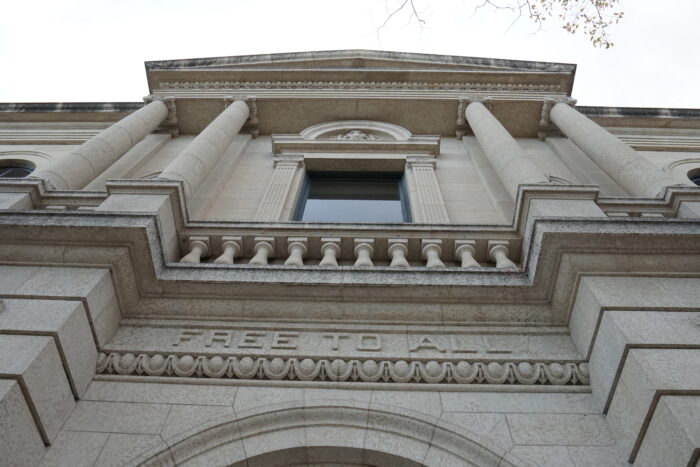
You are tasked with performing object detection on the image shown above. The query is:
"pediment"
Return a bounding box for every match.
[146,50,575,74]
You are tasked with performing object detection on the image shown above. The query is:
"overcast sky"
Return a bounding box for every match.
[1,0,698,108]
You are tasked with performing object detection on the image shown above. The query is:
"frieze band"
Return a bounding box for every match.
[158,80,561,93]
[96,352,589,386]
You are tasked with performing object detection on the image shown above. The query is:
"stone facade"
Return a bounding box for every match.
[0,50,699,466]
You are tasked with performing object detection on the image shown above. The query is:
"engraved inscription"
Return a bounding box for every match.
[170,329,520,356]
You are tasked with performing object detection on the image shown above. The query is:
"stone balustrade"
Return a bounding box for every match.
[177,233,520,269]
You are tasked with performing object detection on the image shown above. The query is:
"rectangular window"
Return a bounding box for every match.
[294,172,410,223]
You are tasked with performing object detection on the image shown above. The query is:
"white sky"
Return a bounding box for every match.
[1,0,698,108]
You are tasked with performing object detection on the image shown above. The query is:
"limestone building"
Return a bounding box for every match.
[1,50,699,466]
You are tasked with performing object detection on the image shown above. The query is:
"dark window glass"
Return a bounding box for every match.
[690,173,700,186]
[0,166,33,178]
[295,172,410,223]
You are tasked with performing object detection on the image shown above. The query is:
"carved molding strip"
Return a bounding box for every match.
[96,352,589,385]
[158,80,561,93]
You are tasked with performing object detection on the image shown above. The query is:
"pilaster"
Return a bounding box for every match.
[255,154,304,221]
[406,155,449,223]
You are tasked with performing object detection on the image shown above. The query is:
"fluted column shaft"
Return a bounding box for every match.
[159,100,249,198]
[465,101,548,199]
[34,100,169,190]
[550,103,691,197]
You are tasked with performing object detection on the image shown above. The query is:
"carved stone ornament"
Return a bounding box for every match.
[336,129,377,141]
[159,80,561,93]
[96,352,589,386]
[538,95,577,140]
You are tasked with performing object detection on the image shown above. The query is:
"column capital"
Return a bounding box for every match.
[223,95,246,106]
[538,95,577,140]
[273,154,304,168]
[406,155,436,168]
[224,95,259,138]
[457,96,493,139]
[145,96,179,136]
[458,94,493,105]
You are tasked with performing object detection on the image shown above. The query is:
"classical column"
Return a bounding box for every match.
[464,99,549,199]
[159,99,250,198]
[255,155,304,221]
[406,156,449,223]
[549,102,692,197]
[33,100,170,190]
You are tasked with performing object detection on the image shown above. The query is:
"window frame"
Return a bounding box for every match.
[0,160,35,178]
[292,171,412,223]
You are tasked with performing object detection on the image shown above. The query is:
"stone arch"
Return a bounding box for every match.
[665,157,700,185]
[0,150,50,174]
[300,120,412,141]
[132,401,522,466]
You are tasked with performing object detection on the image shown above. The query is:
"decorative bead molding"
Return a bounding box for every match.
[96,352,589,385]
[158,80,562,93]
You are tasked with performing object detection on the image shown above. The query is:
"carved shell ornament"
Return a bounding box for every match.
[336,129,378,141]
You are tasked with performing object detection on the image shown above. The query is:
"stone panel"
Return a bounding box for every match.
[83,380,238,406]
[634,395,700,467]
[0,265,121,346]
[506,413,613,446]
[38,431,109,467]
[0,299,96,397]
[0,379,45,466]
[95,433,167,467]
[606,348,700,462]
[0,335,75,443]
[63,400,171,434]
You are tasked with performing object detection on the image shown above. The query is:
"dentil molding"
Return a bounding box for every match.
[158,80,561,93]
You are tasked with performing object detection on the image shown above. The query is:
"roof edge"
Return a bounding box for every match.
[144,49,576,74]
[0,102,144,113]
[578,106,700,119]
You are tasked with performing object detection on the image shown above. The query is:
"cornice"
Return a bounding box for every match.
[0,102,143,113]
[144,49,577,73]
[578,106,700,119]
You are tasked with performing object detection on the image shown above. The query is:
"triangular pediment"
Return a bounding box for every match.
[146,49,575,74]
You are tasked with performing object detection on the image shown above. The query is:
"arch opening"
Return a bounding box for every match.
[132,402,521,467]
